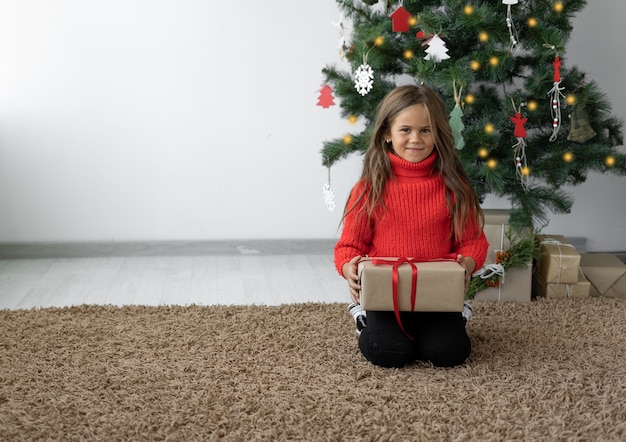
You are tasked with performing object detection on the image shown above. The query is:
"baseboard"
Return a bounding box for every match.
[0,239,338,259]
[1,240,624,263]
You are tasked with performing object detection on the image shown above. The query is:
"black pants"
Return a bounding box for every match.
[358,310,471,368]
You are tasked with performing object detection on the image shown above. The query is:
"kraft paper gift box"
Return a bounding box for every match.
[580,253,626,298]
[357,258,465,312]
[482,209,512,264]
[476,209,532,301]
[535,234,581,284]
[474,262,533,302]
[533,269,590,299]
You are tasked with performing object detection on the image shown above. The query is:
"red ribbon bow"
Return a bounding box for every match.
[370,254,457,339]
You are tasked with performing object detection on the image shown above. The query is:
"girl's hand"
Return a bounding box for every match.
[342,255,362,304]
[456,254,476,293]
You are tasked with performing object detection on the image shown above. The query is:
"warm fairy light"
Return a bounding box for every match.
[566,95,577,105]
[478,147,489,158]
[470,60,481,71]
[343,134,352,144]
[479,32,489,43]
[563,152,574,162]
[554,2,564,13]
[486,159,498,169]
[528,17,538,27]
[403,49,414,59]
[465,93,475,105]
[605,156,616,167]
[521,166,531,176]
[348,115,358,124]
[374,36,384,46]
[409,17,418,27]
[527,100,538,111]
[489,56,499,67]
[464,5,474,15]
[484,123,495,134]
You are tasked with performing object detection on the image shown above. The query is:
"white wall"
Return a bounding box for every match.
[541,5,626,251]
[0,1,624,250]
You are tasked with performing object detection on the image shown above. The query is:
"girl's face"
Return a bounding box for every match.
[385,103,435,163]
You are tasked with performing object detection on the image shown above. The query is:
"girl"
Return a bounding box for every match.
[335,84,488,368]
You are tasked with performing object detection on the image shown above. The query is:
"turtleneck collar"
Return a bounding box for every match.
[387,150,437,179]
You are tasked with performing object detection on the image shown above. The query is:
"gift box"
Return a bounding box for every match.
[533,269,590,299]
[474,209,532,302]
[482,209,512,264]
[580,253,626,298]
[535,234,581,284]
[474,262,533,302]
[358,258,465,312]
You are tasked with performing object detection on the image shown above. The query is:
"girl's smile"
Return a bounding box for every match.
[385,103,435,163]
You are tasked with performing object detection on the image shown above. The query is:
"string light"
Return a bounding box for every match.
[465,94,476,105]
[605,156,616,167]
[528,17,538,27]
[554,2,564,13]
[489,56,499,67]
[403,49,414,59]
[566,95,577,105]
[470,60,481,71]
[348,115,358,124]
[374,36,384,46]
[527,100,538,111]
[485,123,495,134]
[464,5,474,15]
[479,32,489,43]
[563,152,574,162]
[478,147,489,158]
[343,134,352,144]
[487,159,498,169]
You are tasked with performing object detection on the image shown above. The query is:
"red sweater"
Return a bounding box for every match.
[334,151,488,276]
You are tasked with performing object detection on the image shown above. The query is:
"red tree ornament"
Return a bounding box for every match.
[547,53,565,141]
[389,6,411,32]
[317,85,335,108]
[509,112,528,138]
[510,108,529,191]
[552,55,562,82]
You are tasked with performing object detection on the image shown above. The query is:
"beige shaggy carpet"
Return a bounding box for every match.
[1,298,625,441]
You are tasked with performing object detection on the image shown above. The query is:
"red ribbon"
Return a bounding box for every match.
[370,254,457,339]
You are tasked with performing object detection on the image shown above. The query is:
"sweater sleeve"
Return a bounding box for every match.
[334,182,374,277]
[452,214,489,271]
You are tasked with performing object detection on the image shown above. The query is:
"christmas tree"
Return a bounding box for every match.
[320,0,625,230]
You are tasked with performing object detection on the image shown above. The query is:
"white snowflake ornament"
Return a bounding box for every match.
[354,63,374,96]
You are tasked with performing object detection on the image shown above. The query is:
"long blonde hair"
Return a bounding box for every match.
[342,84,484,241]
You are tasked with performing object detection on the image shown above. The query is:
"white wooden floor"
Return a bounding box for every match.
[0,241,349,310]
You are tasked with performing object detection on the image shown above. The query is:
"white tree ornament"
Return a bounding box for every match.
[354,63,374,96]
[322,182,336,212]
[423,35,450,62]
